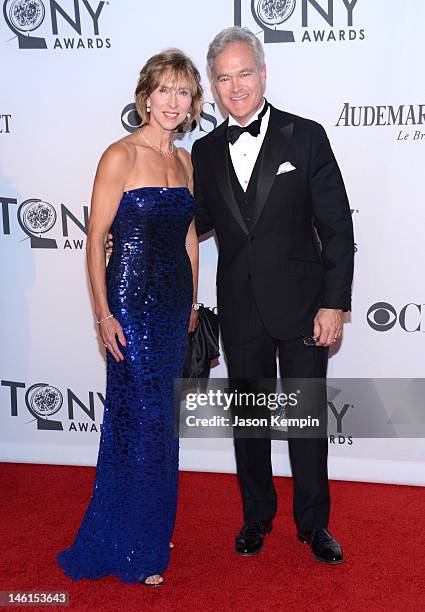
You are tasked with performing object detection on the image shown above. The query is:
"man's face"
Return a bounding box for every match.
[212,41,266,126]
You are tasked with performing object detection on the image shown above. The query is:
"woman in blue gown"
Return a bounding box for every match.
[57,49,203,586]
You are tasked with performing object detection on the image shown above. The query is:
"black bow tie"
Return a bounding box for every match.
[226,100,269,145]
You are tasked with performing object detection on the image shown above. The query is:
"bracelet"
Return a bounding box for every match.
[192,303,202,311]
[97,314,114,324]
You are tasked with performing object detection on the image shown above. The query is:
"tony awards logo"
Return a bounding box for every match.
[235,0,365,44]
[18,198,57,248]
[3,0,111,50]
[1,194,88,250]
[251,0,296,43]
[1,379,105,432]
[4,0,47,48]
[26,383,64,430]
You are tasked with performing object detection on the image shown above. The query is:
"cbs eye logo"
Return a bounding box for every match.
[367,302,397,331]
[120,103,141,132]
[120,102,218,134]
[367,302,424,333]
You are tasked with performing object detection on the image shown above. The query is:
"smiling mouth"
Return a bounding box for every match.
[163,112,179,119]
[230,95,248,102]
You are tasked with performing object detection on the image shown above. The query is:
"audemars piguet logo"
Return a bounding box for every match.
[3,0,111,50]
[336,103,425,142]
[234,0,365,44]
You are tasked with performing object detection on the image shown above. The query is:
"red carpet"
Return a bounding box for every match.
[0,463,424,611]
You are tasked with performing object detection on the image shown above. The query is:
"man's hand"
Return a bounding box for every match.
[313,308,343,347]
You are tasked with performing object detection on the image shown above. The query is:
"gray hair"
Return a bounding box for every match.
[207,26,265,78]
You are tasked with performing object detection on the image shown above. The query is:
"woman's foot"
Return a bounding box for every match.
[141,543,173,585]
[143,574,163,586]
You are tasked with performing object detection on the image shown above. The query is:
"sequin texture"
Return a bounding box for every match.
[57,187,194,583]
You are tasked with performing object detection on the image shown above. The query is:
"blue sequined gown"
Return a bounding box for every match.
[57,187,194,583]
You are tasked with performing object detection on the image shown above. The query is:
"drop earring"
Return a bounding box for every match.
[146,105,151,113]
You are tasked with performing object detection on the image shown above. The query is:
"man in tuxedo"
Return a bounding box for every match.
[192,26,354,564]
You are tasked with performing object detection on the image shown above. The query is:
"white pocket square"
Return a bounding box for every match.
[276,161,296,175]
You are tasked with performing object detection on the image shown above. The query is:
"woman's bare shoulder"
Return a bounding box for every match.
[98,137,137,175]
[104,136,137,161]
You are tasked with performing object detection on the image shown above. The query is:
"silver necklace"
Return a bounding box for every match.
[138,129,175,156]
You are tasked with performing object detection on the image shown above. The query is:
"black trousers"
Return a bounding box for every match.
[224,306,330,531]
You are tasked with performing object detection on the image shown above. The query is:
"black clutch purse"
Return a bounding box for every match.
[183,305,219,380]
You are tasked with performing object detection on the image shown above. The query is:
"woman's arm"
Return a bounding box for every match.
[86,142,132,361]
[180,147,199,333]
[185,218,199,332]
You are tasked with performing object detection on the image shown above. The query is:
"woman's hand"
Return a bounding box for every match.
[185,218,199,334]
[105,232,114,257]
[98,317,127,362]
[188,308,199,333]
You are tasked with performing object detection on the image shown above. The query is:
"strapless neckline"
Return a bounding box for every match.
[123,186,189,194]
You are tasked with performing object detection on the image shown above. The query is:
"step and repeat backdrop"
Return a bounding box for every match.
[1,1,424,484]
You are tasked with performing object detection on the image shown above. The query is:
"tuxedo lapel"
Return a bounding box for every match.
[210,122,249,235]
[251,108,294,232]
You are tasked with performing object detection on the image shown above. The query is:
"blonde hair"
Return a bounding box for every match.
[135,48,203,128]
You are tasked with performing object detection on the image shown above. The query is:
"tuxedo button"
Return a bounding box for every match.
[245,217,251,222]
[249,236,254,242]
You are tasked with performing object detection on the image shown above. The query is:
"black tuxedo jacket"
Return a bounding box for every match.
[192,104,354,344]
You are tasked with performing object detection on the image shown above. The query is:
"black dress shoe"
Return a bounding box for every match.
[297,527,343,564]
[235,520,272,556]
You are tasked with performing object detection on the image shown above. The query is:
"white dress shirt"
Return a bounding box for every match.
[228,98,270,192]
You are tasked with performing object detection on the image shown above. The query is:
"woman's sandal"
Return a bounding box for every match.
[141,574,164,587]
[139,543,175,585]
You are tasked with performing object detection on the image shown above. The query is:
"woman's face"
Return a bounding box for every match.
[146,71,193,131]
